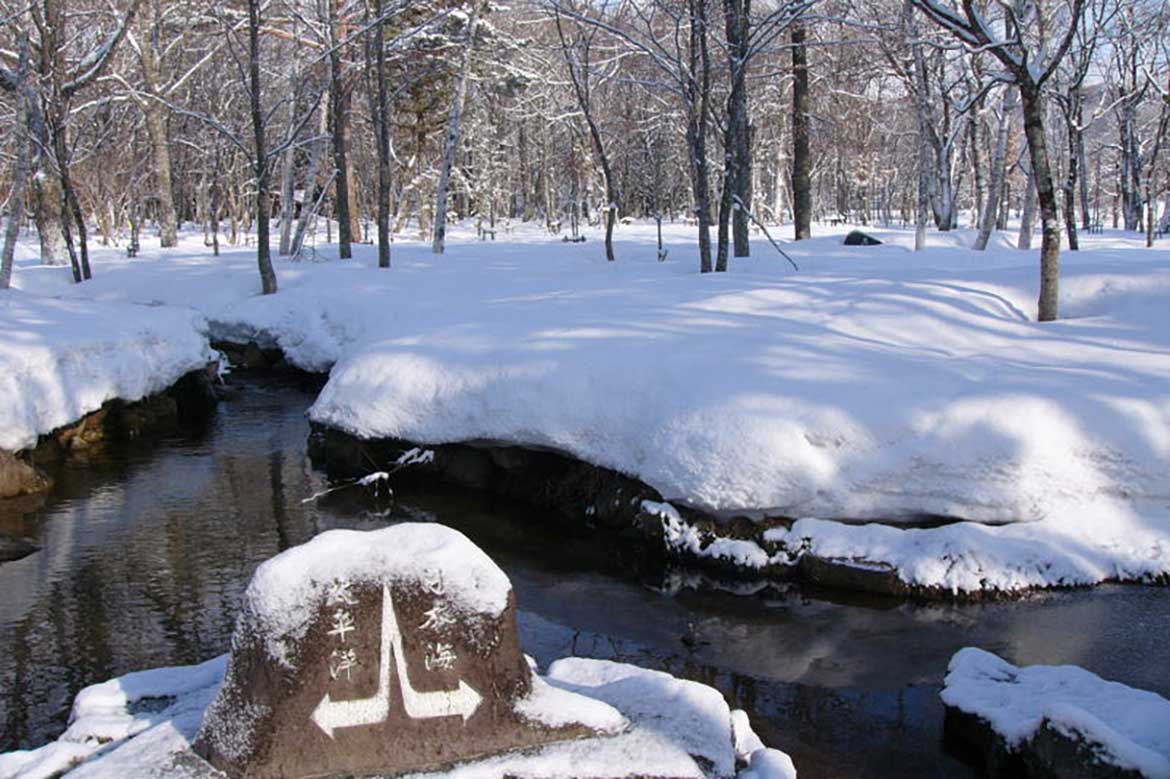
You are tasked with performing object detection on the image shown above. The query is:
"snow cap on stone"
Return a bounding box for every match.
[243,523,511,668]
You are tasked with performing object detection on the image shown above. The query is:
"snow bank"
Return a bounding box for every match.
[768,514,1170,593]
[0,290,214,451]
[241,523,511,668]
[942,648,1170,778]
[302,231,1170,594]
[0,655,225,779]
[546,657,739,777]
[0,652,794,779]
[11,224,1170,593]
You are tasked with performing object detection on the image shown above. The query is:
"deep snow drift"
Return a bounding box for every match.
[8,221,1170,593]
[942,647,1170,778]
[0,653,793,779]
[0,289,213,451]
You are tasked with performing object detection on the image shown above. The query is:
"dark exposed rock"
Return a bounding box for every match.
[797,554,912,598]
[843,230,882,246]
[308,426,661,533]
[212,341,307,374]
[169,366,220,423]
[0,450,53,499]
[943,706,1025,778]
[0,531,38,563]
[944,706,1151,779]
[305,423,1051,603]
[1,366,220,499]
[1024,720,1149,779]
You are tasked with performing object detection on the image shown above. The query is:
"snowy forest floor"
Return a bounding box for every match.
[5,219,1170,595]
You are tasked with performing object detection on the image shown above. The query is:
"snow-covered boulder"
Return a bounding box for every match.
[194,524,621,778]
[941,648,1170,779]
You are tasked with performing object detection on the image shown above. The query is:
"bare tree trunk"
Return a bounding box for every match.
[32,172,68,266]
[791,22,811,241]
[328,0,352,259]
[1077,127,1091,230]
[686,0,714,272]
[143,101,178,247]
[1,42,34,289]
[277,99,298,255]
[903,0,927,251]
[248,0,277,294]
[968,110,984,229]
[433,0,481,255]
[771,135,787,222]
[1147,185,1157,248]
[292,100,329,258]
[1119,97,1143,231]
[974,88,1016,251]
[138,23,178,249]
[931,146,958,230]
[554,12,617,261]
[727,0,751,259]
[1020,160,1038,249]
[1063,156,1080,251]
[372,0,391,268]
[716,124,734,271]
[53,125,92,280]
[58,188,83,283]
[915,158,929,251]
[997,176,1010,229]
[1020,84,1059,321]
[1062,93,1083,251]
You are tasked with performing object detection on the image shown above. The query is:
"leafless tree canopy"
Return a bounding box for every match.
[1,0,1168,316]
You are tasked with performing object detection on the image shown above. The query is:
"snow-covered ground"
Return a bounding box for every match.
[942,647,1170,778]
[0,290,213,451]
[7,220,1170,593]
[0,653,793,779]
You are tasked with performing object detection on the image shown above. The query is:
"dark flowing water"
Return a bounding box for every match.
[1,377,1168,779]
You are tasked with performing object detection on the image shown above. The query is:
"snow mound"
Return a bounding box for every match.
[0,290,214,451]
[0,655,225,779]
[0,654,794,779]
[942,647,1170,778]
[768,514,1170,593]
[242,523,512,668]
[546,657,739,777]
[514,673,628,734]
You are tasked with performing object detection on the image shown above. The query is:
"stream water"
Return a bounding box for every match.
[1,376,1167,778]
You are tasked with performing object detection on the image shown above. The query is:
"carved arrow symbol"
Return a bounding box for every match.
[311,584,483,739]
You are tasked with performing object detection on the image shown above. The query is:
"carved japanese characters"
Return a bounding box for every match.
[193,524,603,779]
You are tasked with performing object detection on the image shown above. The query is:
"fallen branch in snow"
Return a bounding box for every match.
[300,448,433,504]
[735,196,799,271]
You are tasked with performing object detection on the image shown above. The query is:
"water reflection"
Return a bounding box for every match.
[1,377,1167,779]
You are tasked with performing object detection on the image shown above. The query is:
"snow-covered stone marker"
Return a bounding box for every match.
[941,648,1170,779]
[193,524,617,778]
[0,523,795,779]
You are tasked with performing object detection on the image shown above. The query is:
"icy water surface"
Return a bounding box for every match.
[1,377,1168,778]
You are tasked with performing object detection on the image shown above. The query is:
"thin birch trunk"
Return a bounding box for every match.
[1018,167,1036,252]
[432,0,481,255]
[292,100,329,258]
[1,45,33,290]
[248,0,277,294]
[974,88,1016,251]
